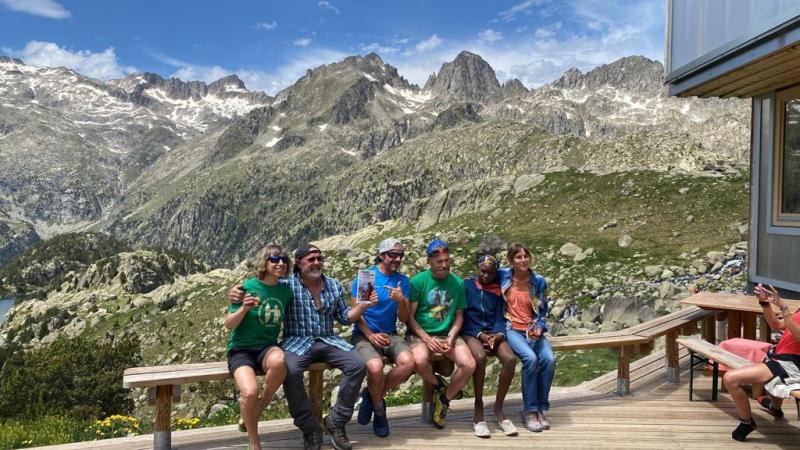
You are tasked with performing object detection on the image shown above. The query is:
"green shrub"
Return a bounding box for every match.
[0,416,94,448]
[0,334,141,419]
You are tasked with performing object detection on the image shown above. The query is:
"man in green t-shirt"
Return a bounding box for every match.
[407,239,476,429]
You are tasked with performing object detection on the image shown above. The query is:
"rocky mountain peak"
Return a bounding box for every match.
[552,55,665,95]
[0,56,24,65]
[426,50,501,102]
[502,78,529,98]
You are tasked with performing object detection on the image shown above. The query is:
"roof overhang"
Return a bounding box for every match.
[666,16,800,98]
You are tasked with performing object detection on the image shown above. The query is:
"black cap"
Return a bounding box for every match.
[294,244,321,260]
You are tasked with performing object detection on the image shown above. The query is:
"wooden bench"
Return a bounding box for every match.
[678,337,800,421]
[123,361,331,450]
[676,337,750,402]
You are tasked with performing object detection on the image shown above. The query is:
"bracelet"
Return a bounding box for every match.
[476,331,484,340]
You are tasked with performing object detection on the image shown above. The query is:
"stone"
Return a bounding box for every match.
[132,297,150,308]
[691,259,708,274]
[573,252,588,263]
[678,187,689,195]
[706,251,725,264]
[513,174,545,194]
[559,242,583,257]
[686,215,694,223]
[659,269,674,280]
[618,234,632,248]
[658,282,676,299]
[644,265,663,278]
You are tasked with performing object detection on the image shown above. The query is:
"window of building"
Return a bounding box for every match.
[774,85,800,226]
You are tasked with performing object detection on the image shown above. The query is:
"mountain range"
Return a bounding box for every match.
[0,51,749,266]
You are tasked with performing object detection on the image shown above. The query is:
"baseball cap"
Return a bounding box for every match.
[294,244,321,260]
[426,239,449,257]
[477,254,499,268]
[378,238,403,254]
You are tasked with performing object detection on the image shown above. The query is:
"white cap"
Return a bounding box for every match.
[378,238,403,254]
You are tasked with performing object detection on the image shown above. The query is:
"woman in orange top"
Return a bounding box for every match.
[498,243,555,433]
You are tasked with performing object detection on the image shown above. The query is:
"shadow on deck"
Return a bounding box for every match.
[36,349,800,449]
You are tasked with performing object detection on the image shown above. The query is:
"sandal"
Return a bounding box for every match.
[473,421,491,438]
[757,395,784,418]
[497,419,518,436]
[524,412,542,432]
[539,412,550,430]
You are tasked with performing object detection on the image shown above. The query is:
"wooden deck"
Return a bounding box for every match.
[35,349,800,449]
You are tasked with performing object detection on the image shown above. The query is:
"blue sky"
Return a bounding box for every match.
[0,0,665,95]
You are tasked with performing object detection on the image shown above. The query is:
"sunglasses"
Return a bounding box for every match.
[268,255,290,264]
[303,255,324,263]
[385,251,405,259]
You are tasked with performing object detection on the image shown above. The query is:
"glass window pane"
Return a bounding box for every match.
[783,98,800,214]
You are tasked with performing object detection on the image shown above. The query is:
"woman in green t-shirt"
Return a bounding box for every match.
[225,244,293,450]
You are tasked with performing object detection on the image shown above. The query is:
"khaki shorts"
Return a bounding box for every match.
[352,334,411,362]
[405,334,467,350]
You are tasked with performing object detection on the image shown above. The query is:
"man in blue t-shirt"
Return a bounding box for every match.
[350,238,414,437]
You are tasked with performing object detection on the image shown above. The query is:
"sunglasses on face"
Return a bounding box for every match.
[385,251,404,259]
[303,255,324,263]
[268,255,290,264]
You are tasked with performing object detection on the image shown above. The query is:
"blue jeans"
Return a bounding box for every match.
[506,329,556,412]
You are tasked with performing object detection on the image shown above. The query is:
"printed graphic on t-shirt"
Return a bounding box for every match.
[258,299,283,326]
[426,289,452,322]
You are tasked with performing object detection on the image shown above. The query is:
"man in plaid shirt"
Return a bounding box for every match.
[231,244,375,450]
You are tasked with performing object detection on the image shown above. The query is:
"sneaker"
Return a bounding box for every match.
[302,428,322,450]
[539,412,550,430]
[321,415,352,450]
[238,418,247,433]
[497,419,518,436]
[357,388,373,425]
[432,393,449,429]
[473,420,491,438]
[757,395,785,418]
[732,418,757,442]
[373,409,390,437]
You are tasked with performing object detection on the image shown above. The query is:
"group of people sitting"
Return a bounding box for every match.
[225,238,555,450]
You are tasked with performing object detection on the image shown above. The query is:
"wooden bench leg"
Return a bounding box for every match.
[616,346,634,396]
[702,316,716,344]
[665,331,680,384]
[759,317,771,342]
[728,311,742,339]
[742,312,757,340]
[308,370,324,424]
[155,385,172,450]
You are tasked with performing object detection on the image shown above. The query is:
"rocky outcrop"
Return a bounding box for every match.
[425,51,501,102]
[551,55,664,95]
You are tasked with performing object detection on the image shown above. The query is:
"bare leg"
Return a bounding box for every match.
[233,366,262,450]
[383,351,415,394]
[443,340,476,401]
[259,347,287,410]
[493,341,516,421]
[410,342,440,385]
[723,363,774,420]
[365,358,386,408]
[464,336,487,423]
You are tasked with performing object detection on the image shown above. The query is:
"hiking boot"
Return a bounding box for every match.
[357,388,373,425]
[373,408,390,437]
[302,428,322,450]
[757,395,784,418]
[321,415,352,450]
[432,393,449,429]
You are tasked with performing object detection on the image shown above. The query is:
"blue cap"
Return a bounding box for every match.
[426,239,449,256]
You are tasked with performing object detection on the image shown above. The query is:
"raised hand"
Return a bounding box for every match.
[387,282,405,302]
[755,283,769,303]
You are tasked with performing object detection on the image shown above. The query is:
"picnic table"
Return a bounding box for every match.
[680,291,800,342]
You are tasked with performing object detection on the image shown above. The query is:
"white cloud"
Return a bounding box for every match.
[415,34,443,53]
[534,22,562,38]
[255,21,277,30]
[498,0,542,22]
[155,49,348,96]
[478,29,503,43]
[293,38,312,47]
[383,0,664,89]
[360,42,398,56]
[4,41,136,79]
[1,0,70,19]
[318,1,339,14]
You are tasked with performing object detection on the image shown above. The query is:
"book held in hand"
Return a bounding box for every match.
[357,269,376,303]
